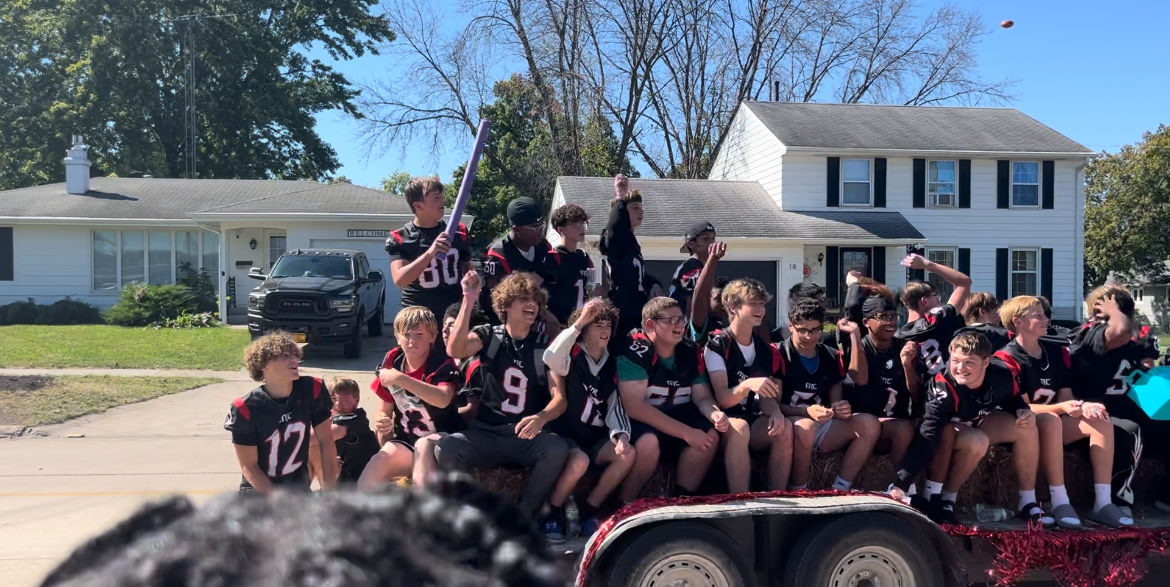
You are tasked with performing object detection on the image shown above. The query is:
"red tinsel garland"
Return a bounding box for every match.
[575,489,1170,587]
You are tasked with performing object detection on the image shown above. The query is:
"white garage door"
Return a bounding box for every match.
[310,238,399,323]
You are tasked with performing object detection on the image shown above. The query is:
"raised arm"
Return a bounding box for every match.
[903,253,971,313]
[690,242,727,329]
[446,271,485,359]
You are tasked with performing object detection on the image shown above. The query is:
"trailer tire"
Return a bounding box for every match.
[607,522,752,587]
[788,512,942,587]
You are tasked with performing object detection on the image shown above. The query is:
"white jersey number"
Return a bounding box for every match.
[263,421,306,478]
[500,366,529,414]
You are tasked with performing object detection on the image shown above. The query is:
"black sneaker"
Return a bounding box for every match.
[926,495,958,525]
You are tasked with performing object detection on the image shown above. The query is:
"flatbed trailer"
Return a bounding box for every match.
[574,491,1170,587]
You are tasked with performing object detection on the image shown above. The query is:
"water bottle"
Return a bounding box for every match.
[975,503,1009,523]
[564,497,581,539]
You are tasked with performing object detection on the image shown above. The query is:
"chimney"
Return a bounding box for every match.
[63,135,91,195]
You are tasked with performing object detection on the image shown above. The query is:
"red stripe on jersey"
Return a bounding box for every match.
[548,248,562,265]
[696,346,706,375]
[935,373,960,411]
[835,349,846,377]
[993,351,1023,396]
[487,249,511,274]
[1060,347,1071,369]
[457,223,469,239]
[465,359,482,385]
[426,358,456,384]
[232,397,251,421]
[381,347,403,369]
[770,345,783,376]
[312,377,323,398]
[570,344,582,359]
[390,230,404,245]
[1138,326,1151,341]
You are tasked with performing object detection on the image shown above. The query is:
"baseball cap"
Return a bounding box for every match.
[507,197,543,226]
[862,295,896,319]
[680,221,716,253]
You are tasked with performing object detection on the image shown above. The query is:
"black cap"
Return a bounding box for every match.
[862,295,896,319]
[507,197,543,226]
[680,220,716,253]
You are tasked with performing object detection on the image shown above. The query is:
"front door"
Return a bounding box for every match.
[839,247,872,305]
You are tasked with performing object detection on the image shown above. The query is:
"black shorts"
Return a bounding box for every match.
[724,406,762,427]
[630,402,713,461]
[563,434,614,463]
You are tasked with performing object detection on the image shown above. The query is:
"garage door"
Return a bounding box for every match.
[645,260,780,330]
[310,238,399,323]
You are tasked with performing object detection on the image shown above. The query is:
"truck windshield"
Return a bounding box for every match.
[270,256,353,280]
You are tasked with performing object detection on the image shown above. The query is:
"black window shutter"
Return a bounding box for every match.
[826,157,840,207]
[872,246,885,283]
[1042,160,1055,209]
[912,158,925,208]
[996,248,1009,300]
[959,159,971,208]
[958,248,971,277]
[0,227,12,281]
[874,158,887,208]
[997,160,1010,208]
[825,246,839,305]
[1041,248,1053,301]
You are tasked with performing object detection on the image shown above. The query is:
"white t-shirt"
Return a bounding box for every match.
[704,341,756,373]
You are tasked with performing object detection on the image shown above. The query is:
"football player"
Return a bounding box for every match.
[895,253,972,376]
[480,197,561,331]
[327,377,379,484]
[546,203,597,327]
[601,175,651,345]
[956,292,1010,350]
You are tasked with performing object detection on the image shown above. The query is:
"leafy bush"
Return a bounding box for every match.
[0,297,103,325]
[105,283,198,327]
[160,312,220,329]
[178,262,218,313]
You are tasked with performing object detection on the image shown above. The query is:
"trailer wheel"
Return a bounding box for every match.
[788,513,942,587]
[607,522,752,587]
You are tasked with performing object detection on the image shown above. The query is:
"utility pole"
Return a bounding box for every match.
[168,13,235,179]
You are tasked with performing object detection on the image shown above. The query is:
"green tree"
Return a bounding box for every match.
[0,1,392,190]
[381,170,411,197]
[1084,125,1170,288]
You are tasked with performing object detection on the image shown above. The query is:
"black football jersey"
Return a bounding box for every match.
[472,324,552,425]
[600,200,648,323]
[385,220,471,320]
[997,339,1071,405]
[546,246,595,323]
[480,235,559,322]
[372,347,461,444]
[956,323,1012,351]
[622,330,706,411]
[552,344,620,447]
[777,339,845,408]
[895,303,966,376]
[1069,321,1160,402]
[704,329,782,418]
[332,408,380,482]
[225,376,333,491]
[668,257,704,310]
[844,335,913,419]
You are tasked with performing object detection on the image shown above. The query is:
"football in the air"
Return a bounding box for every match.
[1001,19,1014,28]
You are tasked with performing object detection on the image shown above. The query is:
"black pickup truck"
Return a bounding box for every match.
[246,249,386,358]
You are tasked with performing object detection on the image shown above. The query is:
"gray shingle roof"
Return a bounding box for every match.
[743,102,1094,155]
[0,178,410,220]
[555,176,924,241]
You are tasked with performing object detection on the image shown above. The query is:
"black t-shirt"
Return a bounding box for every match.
[997,339,1071,405]
[668,256,704,311]
[551,344,619,447]
[481,235,559,322]
[895,304,965,377]
[1069,320,1160,403]
[385,220,471,320]
[373,347,462,444]
[472,324,552,425]
[224,376,333,491]
[546,246,595,324]
[777,339,845,408]
[844,335,913,419]
[621,330,706,412]
[704,329,782,418]
[332,408,380,482]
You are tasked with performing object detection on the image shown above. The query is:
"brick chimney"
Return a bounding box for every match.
[63,135,91,195]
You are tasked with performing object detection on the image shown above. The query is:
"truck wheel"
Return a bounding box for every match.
[367,303,384,336]
[343,312,363,358]
[788,513,942,587]
[606,522,751,587]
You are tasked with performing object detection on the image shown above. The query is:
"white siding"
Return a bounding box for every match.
[0,225,116,307]
[708,107,785,204]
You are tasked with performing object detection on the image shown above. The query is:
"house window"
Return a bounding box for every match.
[841,158,872,206]
[928,160,957,207]
[1012,162,1040,207]
[94,229,218,292]
[0,227,13,281]
[269,235,287,269]
[149,231,173,285]
[925,247,958,301]
[202,232,220,278]
[1011,248,1039,296]
[93,231,118,292]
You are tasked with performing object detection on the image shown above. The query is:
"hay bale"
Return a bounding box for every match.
[470,465,673,503]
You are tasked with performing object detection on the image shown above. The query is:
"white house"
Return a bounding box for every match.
[0,138,453,323]
[551,102,1096,327]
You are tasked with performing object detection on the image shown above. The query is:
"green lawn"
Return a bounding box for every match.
[0,325,250,370]
[0,375,223,427]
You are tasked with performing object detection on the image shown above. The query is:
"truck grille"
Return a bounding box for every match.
[266,294,329,316]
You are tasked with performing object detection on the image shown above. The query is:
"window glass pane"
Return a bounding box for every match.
[269,235,287,269]
[148,231,172,284]
[1012,250,1037,271]
[842,182,870,204]
[1012,273,1037,296]
[843,159,870,181]
[1013,162,1038,183]
[201,231,220,294]
[1014,185,1038,206]
[929,161,955,183]
[929,182,955,197]
[176,231,199,275]
[93,230,118,291]
[120,231,145,285]
[926,249,956,300]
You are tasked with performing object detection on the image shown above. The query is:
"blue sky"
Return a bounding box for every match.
[313,0,1170,189]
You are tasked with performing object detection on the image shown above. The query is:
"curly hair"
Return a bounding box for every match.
[949,331,993,358]
[403,176,445,213]
[998,296,1043,332]
[395,306,438,338]
[550,203,589,228]
[962,291,999,324]
[567,297,619,331]
[244,333,302,381]
[491,272,548,321]
[787,281,825,306]
[787,298,825,325]
[722,278,772,310]
[40,474,567,587]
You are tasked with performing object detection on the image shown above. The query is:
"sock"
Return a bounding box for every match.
[940,490,957,503]
[1049,485,1070,507]
[789,482,808,491]
[832,476,853,491]
[1095,484,1113,512]
[924,480,943,498]
[1019,489,1037,512]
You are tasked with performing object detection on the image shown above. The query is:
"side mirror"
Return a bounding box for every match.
[367,270,384,282]
[247,267,266,280]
